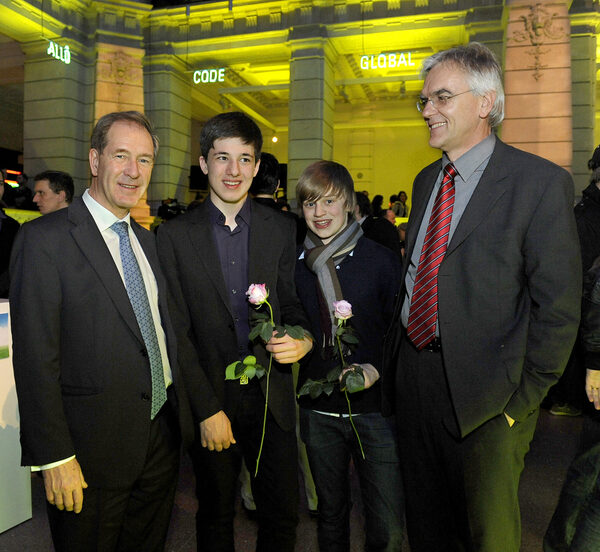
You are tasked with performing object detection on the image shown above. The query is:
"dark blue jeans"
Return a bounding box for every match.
[299,408,404,552]
[545,415,600,552]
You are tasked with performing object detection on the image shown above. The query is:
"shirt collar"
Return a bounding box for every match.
[82,189,131,231]
[208,195,252,227]
[443,133,496,182]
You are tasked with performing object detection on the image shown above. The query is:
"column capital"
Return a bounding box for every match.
[289,26,336,65]
[91,0,152,50]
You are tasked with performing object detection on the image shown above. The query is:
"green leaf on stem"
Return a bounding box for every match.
[342,368,365,393]
[225,360,242,380]
[274,325,286,338]
[248,325,263,341]
[323,382,336,396]
[255,365,266,379]
[284,324,305,340]
[297,379,315,397]
[309,382,324,399]
[260,323,274,343]
[235,361,248,378]
[341,334,359,345]
[326,366,342,382]
[243,355,257,366]
[245,365,256,380]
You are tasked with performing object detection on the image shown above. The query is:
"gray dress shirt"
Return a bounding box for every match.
[401,133,496,331]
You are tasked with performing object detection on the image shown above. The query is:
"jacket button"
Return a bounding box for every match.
[141,392,151,401]
[141,348,148,357]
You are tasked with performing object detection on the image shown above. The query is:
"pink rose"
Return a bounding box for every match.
[246,283,269,305]
[333,300,353,320]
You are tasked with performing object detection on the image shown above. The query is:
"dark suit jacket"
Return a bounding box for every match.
[10,197,193,488]
[157,199,310,432]
[383,138,582,437]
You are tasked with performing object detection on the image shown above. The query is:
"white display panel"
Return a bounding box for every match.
[0,300,32,533]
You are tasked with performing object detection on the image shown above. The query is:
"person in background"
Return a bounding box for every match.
[370,194,384,217]
[395,191,409,217]
[384,42,580,551]
[354,191,402,259]
[250,152,306,244]
[546,146,600,418]
[544,254,600,551]
[576,144,600,273]
[296,160,404,552]
[33,170,74,215]
[157,198,184,221]
[397,222,407,257]
[10,172,35,210]
[0,171,19,297]
[384,209,397,225]
[10,110,193,551]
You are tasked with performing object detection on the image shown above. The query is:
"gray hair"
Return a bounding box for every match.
[422,42,504,128]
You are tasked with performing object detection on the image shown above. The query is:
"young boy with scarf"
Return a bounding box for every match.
[295,160,405,551]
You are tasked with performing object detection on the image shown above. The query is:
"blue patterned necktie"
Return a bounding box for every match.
[112,221,167,419]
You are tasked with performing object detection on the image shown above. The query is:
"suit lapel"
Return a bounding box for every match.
[186,203,234,317]
[445,140,510,257]
[68,198,144,344]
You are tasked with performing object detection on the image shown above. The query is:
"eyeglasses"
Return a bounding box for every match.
[416,89,474,112]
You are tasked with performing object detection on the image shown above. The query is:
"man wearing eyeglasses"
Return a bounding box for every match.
[383,42,581,551]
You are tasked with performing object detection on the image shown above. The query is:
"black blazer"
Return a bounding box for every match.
[383,138,582,436]
[157,199,311,432]
[10,197,193,488]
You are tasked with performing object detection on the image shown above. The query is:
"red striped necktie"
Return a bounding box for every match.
[406,163,457,350]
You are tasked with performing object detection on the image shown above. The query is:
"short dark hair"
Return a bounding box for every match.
[355,191,372,217]
[200,112,262,160]
[250,152,279,196]
[34,170,75,203]
[91,111,159,158]
[589,145,600,171]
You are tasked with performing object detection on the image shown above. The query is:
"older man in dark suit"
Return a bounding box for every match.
[383,43,581,551]
[10,111,193,551]
[157,112,312,552]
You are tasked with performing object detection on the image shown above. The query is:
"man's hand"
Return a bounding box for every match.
[504,412,515,427]
[42,458,88,513]
[266,332,313,363]
[586,369,600,410]
[200,410,236,451]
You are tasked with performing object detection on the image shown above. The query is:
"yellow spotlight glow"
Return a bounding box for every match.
[272,136,278,143]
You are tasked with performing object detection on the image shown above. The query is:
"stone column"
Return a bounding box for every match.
[503,1,572,171]
[22,38,94,194]
[287,25,335,204]
[143,54,192,210]
[94,42,152,225]
[569,26,596,197]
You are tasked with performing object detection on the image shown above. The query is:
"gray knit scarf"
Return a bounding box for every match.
[304,219,363,346]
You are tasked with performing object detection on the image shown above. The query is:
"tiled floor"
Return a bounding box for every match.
[0,410,583,551]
